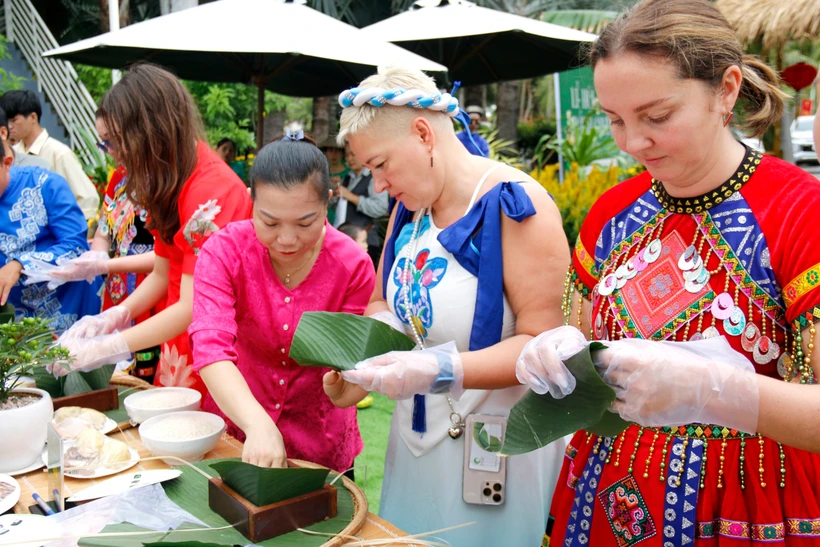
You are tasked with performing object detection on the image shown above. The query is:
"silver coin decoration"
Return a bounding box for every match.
[723,307,746,336]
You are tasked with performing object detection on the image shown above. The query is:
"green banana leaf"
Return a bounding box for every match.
[29,364,60,398]
[32,364,115,398]
[79,523,237,547]
[79,364,116,391]
[80,459,357,547]
[208,461,330,507]
[289,312,416,371]
[501,342,630,456]
[146,541,235,547]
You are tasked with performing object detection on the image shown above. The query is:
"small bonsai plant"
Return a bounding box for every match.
[0,316,70,410]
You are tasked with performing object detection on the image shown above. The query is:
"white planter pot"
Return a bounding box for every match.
[0,388,53,473]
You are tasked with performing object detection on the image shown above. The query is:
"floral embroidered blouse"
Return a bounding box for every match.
[188,220,375,472]
[153,141,252,393]
[97,166,157,315]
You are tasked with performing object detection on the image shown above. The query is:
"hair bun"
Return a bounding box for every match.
[268,131,318,147]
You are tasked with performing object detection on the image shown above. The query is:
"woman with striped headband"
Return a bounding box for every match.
[323,66,570,545]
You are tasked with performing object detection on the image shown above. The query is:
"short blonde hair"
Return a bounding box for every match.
[338,66,448,145]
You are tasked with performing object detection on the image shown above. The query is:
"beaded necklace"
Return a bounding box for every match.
[586,146,802,375]
[399,207,466,439]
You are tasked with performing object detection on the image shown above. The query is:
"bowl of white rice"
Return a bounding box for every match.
[124,387,201,424]
[139,411,225,465]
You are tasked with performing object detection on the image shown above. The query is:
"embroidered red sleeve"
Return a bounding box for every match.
[179,184,251,275]
[779,183,820,327]
[779,191,820,327]
[748,159,820,328]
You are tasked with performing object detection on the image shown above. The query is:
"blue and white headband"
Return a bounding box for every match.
[338,87,460,117]
[338,83,486,158]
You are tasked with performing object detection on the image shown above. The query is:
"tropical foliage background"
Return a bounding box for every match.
[19,0,820,238]
[11,0,816,513]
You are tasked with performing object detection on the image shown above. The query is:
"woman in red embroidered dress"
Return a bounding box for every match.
[517,1,820,545]
[90,112,157,314]
[42,111,164,382]
[51,64,252,397]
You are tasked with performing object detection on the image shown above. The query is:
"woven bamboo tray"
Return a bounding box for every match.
[291,459,369,546]
[109,371,154,391]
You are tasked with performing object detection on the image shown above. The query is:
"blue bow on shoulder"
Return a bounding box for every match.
[383,182,536,351]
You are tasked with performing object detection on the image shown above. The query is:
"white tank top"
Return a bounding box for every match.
[385,164,518,456]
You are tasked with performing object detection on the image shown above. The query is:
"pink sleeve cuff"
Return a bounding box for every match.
[190,329,238,373]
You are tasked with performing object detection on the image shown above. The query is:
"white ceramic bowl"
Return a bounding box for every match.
[124,387,201,424]
[138,411,225,465]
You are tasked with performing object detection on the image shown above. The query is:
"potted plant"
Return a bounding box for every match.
[0,317,70,473]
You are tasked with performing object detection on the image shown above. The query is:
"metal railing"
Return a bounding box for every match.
[4,0,98,165]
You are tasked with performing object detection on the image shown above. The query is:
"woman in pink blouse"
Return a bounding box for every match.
[189,134,375,471]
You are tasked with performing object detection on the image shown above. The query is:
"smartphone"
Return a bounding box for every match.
[463,414,507,506]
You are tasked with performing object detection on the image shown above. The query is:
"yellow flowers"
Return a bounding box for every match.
[530,163,620,244]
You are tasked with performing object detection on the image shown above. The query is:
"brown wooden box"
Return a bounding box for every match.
[208,477,338,542]
[52,386,119,413]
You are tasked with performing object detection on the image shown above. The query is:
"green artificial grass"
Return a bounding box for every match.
[354,393,395,515]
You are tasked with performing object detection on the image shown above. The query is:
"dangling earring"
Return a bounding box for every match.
[429,147,433,168]
[723,112,734,127]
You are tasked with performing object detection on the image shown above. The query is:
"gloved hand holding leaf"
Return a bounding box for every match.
[503,342,630,456]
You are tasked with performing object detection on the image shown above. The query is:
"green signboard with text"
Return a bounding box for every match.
[554,66,611,175]
[555,65,609,132]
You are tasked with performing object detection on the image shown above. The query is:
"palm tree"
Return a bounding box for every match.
[306,0,418,139]
[473,0,630,144]
[56,0,159,41]
[540,9,618,34]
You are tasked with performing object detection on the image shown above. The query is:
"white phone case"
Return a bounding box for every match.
[462,414,507,506]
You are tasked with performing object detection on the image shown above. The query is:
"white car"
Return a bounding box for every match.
[791,115,817,164]
[732,129,764,153]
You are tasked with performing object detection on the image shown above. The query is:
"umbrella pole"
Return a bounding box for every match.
[256,80,265,150]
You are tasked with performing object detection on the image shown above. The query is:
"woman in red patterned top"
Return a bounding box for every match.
[516,0,820,545]
[52,64,252,397]
[43,111,163,383]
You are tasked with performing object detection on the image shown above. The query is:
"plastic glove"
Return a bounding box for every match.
[516,326,588,398]
[594,337,760,434]
[54,251,110,282]
[342,341,463,400]
[59,306,132,340]
[21,252,109,289]
[49,332,132,377]
[370,310,407,334]
[21,258,66,290]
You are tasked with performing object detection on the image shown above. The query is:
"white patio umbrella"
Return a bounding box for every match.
[43,0,448,147]
[362,0,597,86]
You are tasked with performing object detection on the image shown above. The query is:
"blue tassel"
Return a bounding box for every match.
[412,394,426,435]
[450,80,487,158]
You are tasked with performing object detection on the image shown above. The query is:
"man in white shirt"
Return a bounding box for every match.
[0,107,49,170]
[1,90,99,221]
